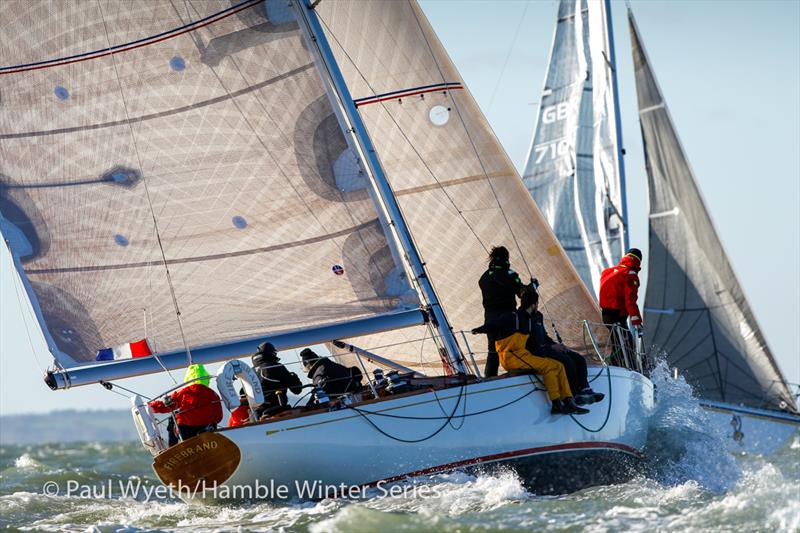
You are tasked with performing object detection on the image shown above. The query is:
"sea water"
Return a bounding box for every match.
[1,366,798,532]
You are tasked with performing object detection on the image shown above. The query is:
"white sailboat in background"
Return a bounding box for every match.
[523,0,799,455]
[0,0,653,498]
[522,0,628,298]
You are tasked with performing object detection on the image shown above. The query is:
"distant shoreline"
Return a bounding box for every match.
[1,409,137,445]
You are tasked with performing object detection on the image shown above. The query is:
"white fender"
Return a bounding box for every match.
[216,360,265,418]
[131,395,167,456]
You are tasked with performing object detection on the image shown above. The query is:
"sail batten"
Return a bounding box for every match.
[630,12,796,413]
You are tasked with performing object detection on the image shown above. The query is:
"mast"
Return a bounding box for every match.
[291,0,466,373]
[604,0,630,252]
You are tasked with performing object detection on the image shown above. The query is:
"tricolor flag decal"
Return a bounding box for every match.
[95,339,152,361]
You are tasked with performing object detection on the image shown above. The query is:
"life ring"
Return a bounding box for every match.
[131,394,167,455]
[216,360,265,420]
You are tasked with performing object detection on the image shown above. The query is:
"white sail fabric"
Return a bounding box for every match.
[0,0,416,368]
[630,14,797,413]
[522,0,625,297]
[316,0,603,374]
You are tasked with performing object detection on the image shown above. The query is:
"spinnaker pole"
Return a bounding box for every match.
[605,0,630,252]
[292,0,467,373]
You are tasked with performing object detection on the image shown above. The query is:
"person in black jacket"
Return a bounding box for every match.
[252,342,303,416]
[300,348,362,399]
[523,289,605,405]
[478,246,530,377]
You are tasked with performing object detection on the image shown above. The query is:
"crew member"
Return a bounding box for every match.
[149,364,223,446]
[599,248,644,363]
[524,290,604,405]
[252,342,303,416]
[300,348,362,400]
[227,388,251,428]
[478,246,530,377]
[472,290,589,415]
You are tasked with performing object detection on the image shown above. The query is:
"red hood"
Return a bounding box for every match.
[619,254,641,271]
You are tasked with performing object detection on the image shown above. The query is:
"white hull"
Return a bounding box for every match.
[154,366,653,499]
[700,401,800,456]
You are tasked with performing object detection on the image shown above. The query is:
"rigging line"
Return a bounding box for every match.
[348,382,466,443]
[99,380,150,400]
[95,0,192,372]
[352,382,544,420]
[101,383,132,400]
[7,250,46,374]
[173,2,380,295]
[315,16,489,257]
[485,1,530,115]
[407,1,534,280]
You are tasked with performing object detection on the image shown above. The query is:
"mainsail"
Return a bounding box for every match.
[316,0,602,373]
[630,13,797,413]
[0,0,419,373]
[522,0,626,297]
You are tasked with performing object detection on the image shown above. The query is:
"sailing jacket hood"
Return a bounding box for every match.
[599,255,643,325]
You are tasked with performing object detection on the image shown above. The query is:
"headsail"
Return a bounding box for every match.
[316,0,602,374]
[0,0,419,375]
[522,0,626,297]
[629,13,797,413]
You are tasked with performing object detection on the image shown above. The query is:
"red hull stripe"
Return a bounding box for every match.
[354,82,463,107]
[364,441,642,487]
[0,0,262,75]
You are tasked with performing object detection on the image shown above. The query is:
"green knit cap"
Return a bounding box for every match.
[184,364,211,387]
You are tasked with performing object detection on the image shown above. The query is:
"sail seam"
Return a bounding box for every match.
[24,220,381,275]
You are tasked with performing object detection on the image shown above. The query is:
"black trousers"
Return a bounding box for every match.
[602,308,634,366]
[542,349,589,394]
[484,332,499,378]
[166,417,217,447]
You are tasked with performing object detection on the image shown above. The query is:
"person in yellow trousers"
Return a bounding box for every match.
[472,289,589,415]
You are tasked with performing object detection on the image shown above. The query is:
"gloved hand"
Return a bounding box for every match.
[162,395,174,407]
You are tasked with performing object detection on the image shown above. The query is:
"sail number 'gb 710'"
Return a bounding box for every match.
[533,139,571,164]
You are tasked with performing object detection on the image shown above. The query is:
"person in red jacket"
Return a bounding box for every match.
[599,248,643,363]
[227,388,251,428]
[149,364,223,447]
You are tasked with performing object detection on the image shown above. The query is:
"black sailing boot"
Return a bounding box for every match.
[562,397,590,415]
[550,399,567,415]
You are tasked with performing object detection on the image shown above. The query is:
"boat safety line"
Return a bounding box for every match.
[261,379,541,436]
[568,364,614,433]
[353,82,463,107]
[0,0,263,75]
[361,441,643,487]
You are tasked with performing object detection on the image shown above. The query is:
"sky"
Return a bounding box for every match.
[1,0,798,416]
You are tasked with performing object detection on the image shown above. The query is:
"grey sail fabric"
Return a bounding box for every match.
[316,0,604,374]
[0,0,416,369]
[522,0,625,297]
[630,14,797,413]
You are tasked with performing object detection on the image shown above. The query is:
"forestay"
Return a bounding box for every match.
[630,13,797,413]
[316,0,602,374]
[522,0,625,297]
[0,0,417,370]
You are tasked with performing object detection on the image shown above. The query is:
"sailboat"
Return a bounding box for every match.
[628,12,799,454]
[522,0,799,455]
[0,0,654,498]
